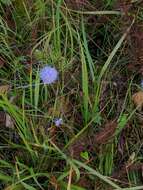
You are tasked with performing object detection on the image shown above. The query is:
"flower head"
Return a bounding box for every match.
[54,118,63,127]
[40,65,58,84]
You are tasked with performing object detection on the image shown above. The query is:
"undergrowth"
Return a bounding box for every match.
[0,0,143,189]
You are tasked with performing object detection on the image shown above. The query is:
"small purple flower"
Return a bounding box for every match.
[54,118,63,127]
[40,66,58,84]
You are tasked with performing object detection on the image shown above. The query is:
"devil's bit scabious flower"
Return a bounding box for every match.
[54,118,63,127]
[40,66,58,84]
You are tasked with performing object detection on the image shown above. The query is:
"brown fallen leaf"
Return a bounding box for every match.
[0,85,10,95]
[6,113,14,128]
[94,121,117,144]
[50,175,60,190]
[0,111,14,128]
[0,57,5,68]
[132,91,143,110]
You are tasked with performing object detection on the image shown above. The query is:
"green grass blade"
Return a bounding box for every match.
[34,68,40,114]
[81,18,95,81]
[93,19,135,113]
[0,173,13,182]
[80,39,89,124]
[121,186,143,190]
[73,159,122,189]
[21,182,37,190]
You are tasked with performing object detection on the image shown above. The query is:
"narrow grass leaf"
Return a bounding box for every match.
[34,69,40,113]
[93,19,134,112]
[121,186,143,190]
[51,141,121,189]
[61,8,122,15]
[81,19,95,81]
[21,182,37,190]
[0,173,12,182]
[73,159,122,189]
[80,39,89,124]
[99,20,134,81]
[55,0,62,53]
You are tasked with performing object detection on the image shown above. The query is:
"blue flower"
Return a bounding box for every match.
[40,66,58,84]
[54,118,63,127]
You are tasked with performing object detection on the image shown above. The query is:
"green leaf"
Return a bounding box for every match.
[118,114,128,128]
[0,173,12,182]
[82,19,95,81]
[94,112,102,125]
[21,182,37,190]
[115,114,128,136]
[80,151,89,160]
[34,49,45,61]
[5,184,25,190]
[0,0,12,5]
[80,37,89,124]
